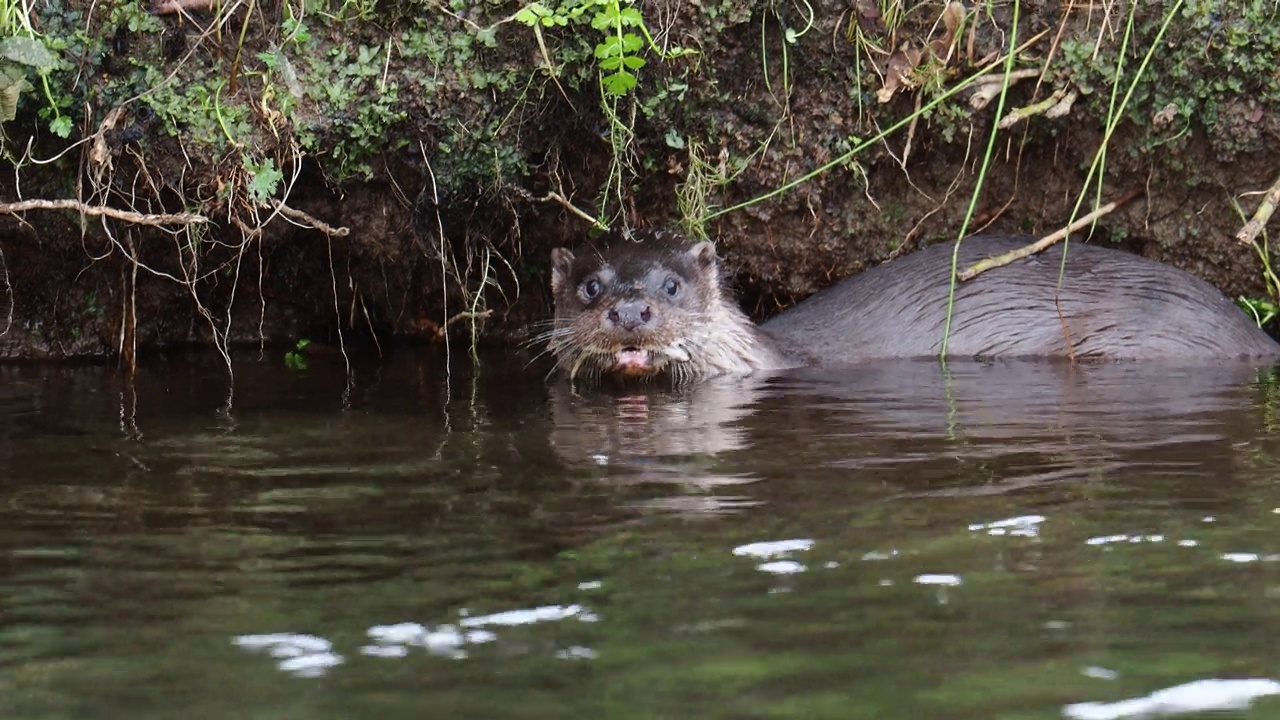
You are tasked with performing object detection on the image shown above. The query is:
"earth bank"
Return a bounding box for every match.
[0,0,1277,361]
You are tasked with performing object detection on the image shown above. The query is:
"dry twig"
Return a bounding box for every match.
[957,190,1141,281]
[1236,171,1280,246]
[537,191,608,230]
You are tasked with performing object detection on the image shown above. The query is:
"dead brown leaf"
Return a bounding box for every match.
[877,42,923,103]
[929,1,967,61]
[854,0,884,34]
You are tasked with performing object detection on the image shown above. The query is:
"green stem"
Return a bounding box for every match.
[703,43,1031,222]
[939,0,1021,358]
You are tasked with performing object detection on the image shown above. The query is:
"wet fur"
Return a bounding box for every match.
[763,235,1280,361]
[547,231,1279,383]
[548,229,793,383]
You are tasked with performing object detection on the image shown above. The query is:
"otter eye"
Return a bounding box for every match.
[662,276,680,297]
[580,278,602,301]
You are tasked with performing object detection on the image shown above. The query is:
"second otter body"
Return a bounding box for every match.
[547,230,1279,383]
[763,234,1280,363]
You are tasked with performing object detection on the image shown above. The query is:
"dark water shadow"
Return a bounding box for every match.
[3,352,1280,720]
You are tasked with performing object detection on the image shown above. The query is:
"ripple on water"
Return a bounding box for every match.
[6,355,1280,719]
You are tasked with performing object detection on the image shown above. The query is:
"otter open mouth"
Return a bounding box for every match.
[611,344,691,376]
[614,347,654,374]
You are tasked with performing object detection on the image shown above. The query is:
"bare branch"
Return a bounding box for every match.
[1236,171,1280,246]
[957,190,1141,281]
[0,199,208,227]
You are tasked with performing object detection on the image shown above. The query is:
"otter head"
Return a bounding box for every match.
[548,229,728,384]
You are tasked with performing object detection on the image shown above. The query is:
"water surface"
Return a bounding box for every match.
[4,352,1280,719]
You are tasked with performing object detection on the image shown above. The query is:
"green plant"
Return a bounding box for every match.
[243,154,283,204]
[296,42,407,181]
[516,0,692,97]
[760,0,814,112]
[1060,2,1280,160]
[284,338,311,370]
[1235,193,1280,329]
[514,0,695,221]
[1239,296,1279,329]
[0,0,66,136]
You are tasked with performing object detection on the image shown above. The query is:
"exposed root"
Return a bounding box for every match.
[535,190,607,230]
[437,309,494,339]
[894,125,974,260]
[269,199,350,237]
[0,198,208,226]
[967,68,1040,111]
[150,0,216,14]
[0,245,11,337]
[323,231,351,376]
[120,229,139,375]
[1236,170,1280,246]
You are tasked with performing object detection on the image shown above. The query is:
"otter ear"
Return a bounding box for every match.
[688,241,719,273]
[550,248,575,294]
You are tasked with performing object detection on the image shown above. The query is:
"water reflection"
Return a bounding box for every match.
[547,359,1280,511]
[548,375,772,514]
[778,361,1278,493]
[2,353,1280,720]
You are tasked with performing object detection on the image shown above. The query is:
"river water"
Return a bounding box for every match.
[4,350,1280,719]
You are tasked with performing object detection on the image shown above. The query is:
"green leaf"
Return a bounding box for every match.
[595,37,623,58]
[617,8,644,26]
[0,37,56,74]
[282,17,312,45]
[49,115,72,137]
[602,69,636,96]
[591,6,620,30]
[244,156,283,204]
[475,25,498,47]
[0,62,33,122]
[622,55,645,70]
[515,4,550,25]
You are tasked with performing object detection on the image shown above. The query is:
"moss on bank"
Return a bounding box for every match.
[0,0,1277,361]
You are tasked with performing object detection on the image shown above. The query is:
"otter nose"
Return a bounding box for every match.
[607,300,653,332]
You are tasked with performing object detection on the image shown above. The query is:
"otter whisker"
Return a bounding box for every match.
[527,326,574,349]
[545,228,796,387]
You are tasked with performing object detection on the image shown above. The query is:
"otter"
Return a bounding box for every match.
[546,229,793,383]
[546,229,1280,383]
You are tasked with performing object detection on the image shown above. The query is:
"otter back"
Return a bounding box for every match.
[762,235,1280,362]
